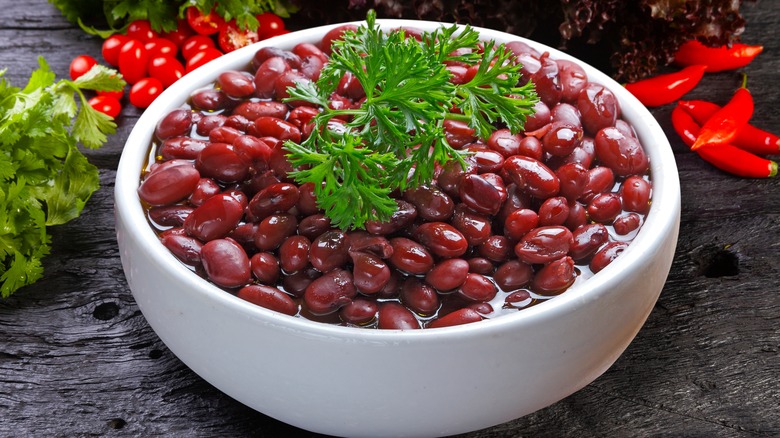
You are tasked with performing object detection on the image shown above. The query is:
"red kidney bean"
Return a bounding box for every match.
[478,235,511,262]
[503,208,539,241]
[229,222,257,249]
[287,106,320,130]
[425,258,470,291]
[613,212,642,235]
[350,251,391,295]
[208,126,244,145]
[403,184,454,222]
[299,54,326,81]
[497,183,532,224]
[138,162,200,206]
[542,122,583,157]
[469,147,505,174]
[556,59,588,103]
[155,108,192,140]
[457,273,498,302]
[551,103,582,128]
[279,235,311,273]
[237,284,297,316]
[400,278,440,316]
[233,135,273,165]
[487,129,521,157]
[191,88,231,112]
[614,119,636,138]
[189,177,221,207]
[201,238,251,288]
[225,114,253,132]
[281,266,321,298]
[428,308,483,329]
[365,200,417,235]
[303,269,356,315]
[252,47,301,70]
[494,260,533,291]
[594,127,649,177]
[254,56,290,99]
[458,173,503,216]
[293,42,329,64]
[516,136,544,161]
[620,175,652,214]
[248,183,300,219]
[254,214,298,251]
[505,290,534,308]
[587,192,622,224]
[514,51,542,83]
[451,205,492,246]
[233,100,288,120]
[159,136,208,160]
[377,301,420,330]
[532,53,563,108]
[580,166,615,203]
[250,116,302,143]
[531,256,576,295]
[556,162,589,202]
[443,119,477,148]
[310,230,351,272]
[590,241,628,273]
[268,145,296,181]
[561,136,595,168]
[274,70,312,103]
[524,100,551,132]
[537,196,570,226]
[196,142,249,183]
[388,237,434,275]
[298,214,332,241]
[565,201,588,231]
[578,82,618,135]
[217,70,255,98]
[503,155,560,199]
[414,222,468,258]
[436,156,477,197]
[183,193,244,241]
[348,233,393,259]
[251,252,281,284]
[160,228,203,266]
[339,299,378,325]
[514,225,573,264]
[467,257,495,275]
[569,223,609,262]
[149,205,194,227]
[196,114,227,137]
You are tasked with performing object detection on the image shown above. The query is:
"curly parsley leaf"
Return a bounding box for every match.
[283,10,538,229]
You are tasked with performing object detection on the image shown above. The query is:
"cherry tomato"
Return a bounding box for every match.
[185,48,223,73]
[162,19,195,48]
[88,95,122,118]
[97,89,124,101]
[69,55,98,80]
[127,20,158,42]
[145,38,178,58]
[129,77,164,108]
[118,39,149,84]
[186,6,226,36]
[218,21,261,53]
[102,34,129,67]
[181,35,216,60]
[148,56,185,88]
[256,12,285,40]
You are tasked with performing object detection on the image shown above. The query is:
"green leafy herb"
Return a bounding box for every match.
[284,10,538,230]
[0,58,125,297]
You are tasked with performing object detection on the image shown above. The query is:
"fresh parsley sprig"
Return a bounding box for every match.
[0,58,125,297]
[284,10,538,230]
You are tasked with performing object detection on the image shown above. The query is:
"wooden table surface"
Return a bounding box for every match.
[1,1,778,437]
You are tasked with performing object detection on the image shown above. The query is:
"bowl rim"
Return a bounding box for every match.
[115,18,681,341]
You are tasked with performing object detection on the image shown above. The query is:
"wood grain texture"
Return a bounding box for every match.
[1,1,778,437]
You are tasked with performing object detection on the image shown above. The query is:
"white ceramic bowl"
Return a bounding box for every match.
[115,19,680,438]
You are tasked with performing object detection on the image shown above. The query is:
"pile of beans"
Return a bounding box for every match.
[137,26,652,329]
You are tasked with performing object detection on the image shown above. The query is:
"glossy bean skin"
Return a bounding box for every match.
[451,205,492,246]
[578,82,618,135]
[514,226,573,264]
[531,256,576,295]
[159,137,207,160]
[155,108,193,140]
[401,278,440,316]
[217,70,255,98]
[613,213,642,235]
[309,230,351,273]
[196,114,226,137]
[403,185,454,222]
[551,103,582,128]
[620,175,652,214]
[250,252,281,284]
[160,228,203,266]
[493,260,533,291]
[149,205,194,227]
[377,302,420,330]
[339,299,378,325]
[457,273,498,302]
[252,47,301,70]
[523,100,551,132]
[281,266,321,298]
[237,284,297,316]
[348,232,393,259]
[531,53,562,108]
[303,269,357,315]
[196,142,249,183]
[467,257,495,275]
[556,162,589,202]
[190,88,231,112]
[297,214,332,241]
[250,116,302,143]
[254,56,290,99]
[350,251,391,295]
[487,129,521,157]
[503,208,539,241]
[279,235,311,273]
[388,237,434,275]
[443,119,476,148]
[248,183,300,219]
[138,162,200,206]
[189,177,221,206]
[590,241,628,273]
[414,222,468,258]
[580,166,615,203]
[233,100,288,120]
[478,235,511,262]
[594,127,649,177]
[587,193,622,224]
[365,200,417,235]
[427,308,483,329]
[425,258,470,291]
[569,223,609,262]
[537,196,570,226]
[459,173,504,216]
[556,59,588,103]
[542,122,583,157]
[503,155,560,199]
[183,193,244,241]
[201,238,251,288]
[254,214,298,251]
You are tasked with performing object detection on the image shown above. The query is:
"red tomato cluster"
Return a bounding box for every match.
[72,9,288,116]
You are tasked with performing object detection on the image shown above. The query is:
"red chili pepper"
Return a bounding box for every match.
[690,75,753,151]
[671,106,777,178]
[677,99,779,154]
[674,40,764,72]
[624,65,707,107]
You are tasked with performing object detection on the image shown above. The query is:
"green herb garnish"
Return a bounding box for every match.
[284,11,538,230]
[0,58,125,297]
